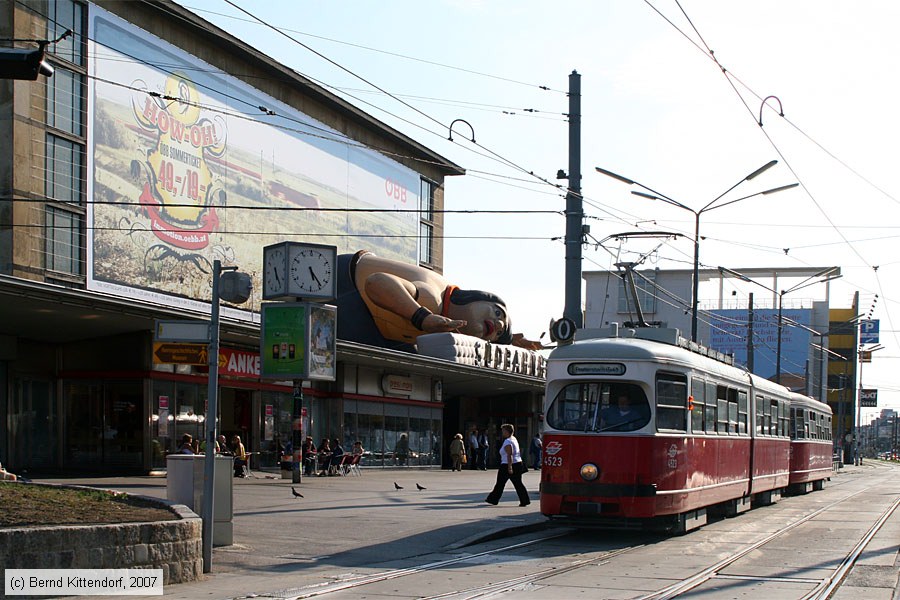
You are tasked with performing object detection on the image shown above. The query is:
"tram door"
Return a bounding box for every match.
[9,379,56,469]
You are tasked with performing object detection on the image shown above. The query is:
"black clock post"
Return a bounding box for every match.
[291,381,302,483]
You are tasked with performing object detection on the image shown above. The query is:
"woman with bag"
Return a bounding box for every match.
[484,424,530,507]
[449,433,465,471]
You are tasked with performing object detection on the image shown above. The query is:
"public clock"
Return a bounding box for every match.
[262,243,290,300]
[287,242,337,301]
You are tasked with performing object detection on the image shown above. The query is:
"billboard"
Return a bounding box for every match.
[260,303,336,381]
[708,308,813,381]
[86,7,421,313]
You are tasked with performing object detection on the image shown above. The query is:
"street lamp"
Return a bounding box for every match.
[596,161,798,342]
[717,266,841,385]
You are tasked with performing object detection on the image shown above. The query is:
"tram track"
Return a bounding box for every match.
[278,530,577,600]
[637,483,899,600]
[244,465,897,600]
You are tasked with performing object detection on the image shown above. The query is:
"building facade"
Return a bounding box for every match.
[0,0,544,474]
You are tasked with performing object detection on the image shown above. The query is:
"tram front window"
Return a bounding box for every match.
[547,382,650,432]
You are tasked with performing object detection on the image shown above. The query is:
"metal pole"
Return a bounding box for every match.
[856,351,863,465]
[563,70,583,328]
[691,213,700,342]
[292,380,304,483]
[747,292,754,372]
[838,374,846,463]
[201,259,221,574]
[776,293,784,385]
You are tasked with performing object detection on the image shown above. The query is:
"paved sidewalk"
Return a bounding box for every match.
[42,466,547,599]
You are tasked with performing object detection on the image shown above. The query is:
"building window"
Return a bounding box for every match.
[419,179,435,265]
[45,206,83,275]
[617,271,658,313]
[48,0,85,66]
[47,67,84,136]
[45,134,83,204]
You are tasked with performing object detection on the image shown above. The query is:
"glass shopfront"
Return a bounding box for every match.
[149,380,208,470]
[64,380,143,471]
[343,399,441,468]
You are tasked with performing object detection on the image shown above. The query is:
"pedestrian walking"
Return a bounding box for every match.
[468,429,479,471]
[530,433,542,470]
[484,424,530,507]
[477,429,490,470]
[449,433,465,471]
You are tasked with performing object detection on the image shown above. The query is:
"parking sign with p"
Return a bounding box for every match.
[860,320,880,344]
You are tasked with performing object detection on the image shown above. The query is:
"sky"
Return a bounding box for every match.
[181,0,900,421]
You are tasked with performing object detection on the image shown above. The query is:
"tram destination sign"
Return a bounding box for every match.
[859,389,878,408]
[568,362,626,376]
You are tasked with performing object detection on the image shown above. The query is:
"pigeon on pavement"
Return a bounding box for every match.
[394,482,403,490]
[416,483,426,491]
[291,487,304,498]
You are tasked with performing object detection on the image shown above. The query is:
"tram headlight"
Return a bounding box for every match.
[580,463,599,481]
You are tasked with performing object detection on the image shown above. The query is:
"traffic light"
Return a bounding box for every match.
[0,46,54,80]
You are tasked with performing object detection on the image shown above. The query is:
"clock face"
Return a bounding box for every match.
[263,246,287,298]
[289,247,334,297]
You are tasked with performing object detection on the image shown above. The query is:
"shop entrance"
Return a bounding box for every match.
[220,388,253,455]
[9,379,56,470]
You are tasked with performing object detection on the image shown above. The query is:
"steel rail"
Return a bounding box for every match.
[282,530,573,600]
[636,485,871,600]
[801,495,900,600]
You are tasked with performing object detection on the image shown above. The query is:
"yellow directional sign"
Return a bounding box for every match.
[153,342,209,365]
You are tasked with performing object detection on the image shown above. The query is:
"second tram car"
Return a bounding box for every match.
[788,392,833,493]
[539,325,825,533]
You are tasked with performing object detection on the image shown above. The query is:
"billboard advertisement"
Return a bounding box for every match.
[86,7,421,313]
[708,308,812,381]
[260,303,336,381]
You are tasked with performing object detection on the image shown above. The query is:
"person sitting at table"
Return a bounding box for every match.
[217,435,233,456]
[232,435,248,477]
[316,438,332,476]
[177,433,195,454]
[302,436,317,477]
[351,441,364,456]
[324,438,345,476]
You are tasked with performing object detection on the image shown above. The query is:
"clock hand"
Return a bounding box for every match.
[273,267,281,285]
[308,266,321,285]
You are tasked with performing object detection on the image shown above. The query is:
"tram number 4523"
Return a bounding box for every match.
[544,455,563,467]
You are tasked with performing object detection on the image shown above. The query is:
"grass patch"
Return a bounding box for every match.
[0,482,177,528]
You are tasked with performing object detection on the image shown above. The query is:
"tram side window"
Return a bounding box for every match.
[546,382,650,432]
[766,400,780,435]
[737,391,749,434]
[791,408,802,439]
[756,395,767,435]
[690,378,705,433]
[716,385,729,434]
[826,416,832,440]
[705,382,717,433]
[656,373,687,432]
[780,401,790,437]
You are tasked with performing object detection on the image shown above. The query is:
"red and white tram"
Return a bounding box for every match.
[788,392,833,493]
[540,325,811,533]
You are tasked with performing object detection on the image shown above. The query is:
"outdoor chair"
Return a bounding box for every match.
[346,454,362,476]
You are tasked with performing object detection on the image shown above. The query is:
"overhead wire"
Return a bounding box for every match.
[181,3,567,94]
[650,0,874,271]
[217,0,566,192]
